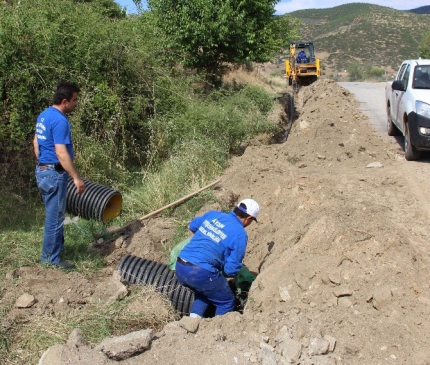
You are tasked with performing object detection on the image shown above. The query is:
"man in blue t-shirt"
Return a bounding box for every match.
[297,50,308,64]
[175,198,260,318]
[33,82,85,270]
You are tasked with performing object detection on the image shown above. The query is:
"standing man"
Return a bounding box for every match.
[33,82,85,269]
[175,198,260,318]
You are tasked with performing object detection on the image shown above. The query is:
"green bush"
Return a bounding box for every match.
[0,0,167,189]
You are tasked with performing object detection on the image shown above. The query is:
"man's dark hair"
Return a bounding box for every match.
[53,82,80,105]
[233,203,252,220]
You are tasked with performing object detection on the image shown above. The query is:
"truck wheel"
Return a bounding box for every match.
[387,107,400,136]
[404,123,421,161]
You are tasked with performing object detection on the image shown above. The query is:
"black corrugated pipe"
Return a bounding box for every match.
[117,254,194,316]
[66,177,122,222]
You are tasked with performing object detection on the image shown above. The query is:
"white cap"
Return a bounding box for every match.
[237,199,260,222]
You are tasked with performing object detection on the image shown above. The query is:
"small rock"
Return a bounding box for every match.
[279,286,292,302]
[323,335,337,352]
[95,329,153,361]
[320,272,330,285]
[38,344,74,365]
[274,325,292,343]
[90,273,128,305]
[333,287,353,297]
[114,236,125,249]
[366,162,383,168]
[64,217,73,225]
[178,316,200,333]
[338,296,353,308]
[15,293,36,308]
[373,286,392,310]
[112,269,124,283]
[300,120,310,130]
[260,347,277,365]
[278,338,302,363]
[328,270,341,285]
[66,328,88,348]
[308,337,330,356]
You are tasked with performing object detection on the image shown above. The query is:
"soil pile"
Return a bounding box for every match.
[3,78,430,364]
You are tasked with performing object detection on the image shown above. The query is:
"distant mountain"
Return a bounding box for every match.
[288,3,430,78]
[408,6,430,14]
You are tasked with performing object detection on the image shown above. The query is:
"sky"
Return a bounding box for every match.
[115,1,429,15]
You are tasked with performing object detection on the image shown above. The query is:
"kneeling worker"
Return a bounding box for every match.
[175,199,260,318]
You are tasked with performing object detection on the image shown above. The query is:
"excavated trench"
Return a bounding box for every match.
[115,93,296,317]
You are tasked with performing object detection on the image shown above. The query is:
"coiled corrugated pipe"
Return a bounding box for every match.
[117,254,194,315]
[66,177,122,222]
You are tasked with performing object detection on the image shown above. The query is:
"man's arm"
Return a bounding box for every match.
[223,235,248,277]
[33,135,39,159]
[55,144,85,194]
[188,213,208,233]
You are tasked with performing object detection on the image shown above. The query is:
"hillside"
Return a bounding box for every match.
[288,3,430,79]
[409,5,430,14]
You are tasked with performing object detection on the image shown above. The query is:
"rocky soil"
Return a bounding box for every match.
[3,77,430,365]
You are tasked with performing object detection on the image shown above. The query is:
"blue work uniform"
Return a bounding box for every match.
[297,51,307,63]
[175,210,248,316]
[35,106,74,163]
[35,107,73,265]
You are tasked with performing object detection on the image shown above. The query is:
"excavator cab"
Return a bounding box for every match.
[286,41,321,91]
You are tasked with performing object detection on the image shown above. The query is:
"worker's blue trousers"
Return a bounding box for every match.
[175,261,235,317]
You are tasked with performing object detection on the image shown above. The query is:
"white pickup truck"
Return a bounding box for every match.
[385,59,430,160]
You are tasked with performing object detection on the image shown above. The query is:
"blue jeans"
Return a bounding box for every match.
[35,166,68,264]
[175,261,235,316]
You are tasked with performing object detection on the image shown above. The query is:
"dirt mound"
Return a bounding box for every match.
[4,78,430,364]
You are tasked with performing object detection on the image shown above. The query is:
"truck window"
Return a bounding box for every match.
[401,65,410,90]
[413,65,430,89]
[396,64,407,81]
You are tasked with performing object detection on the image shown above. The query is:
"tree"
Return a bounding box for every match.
[144,0,297,86]
[347,63,363,81]
[74,0,126,18]
[419,31,430,59]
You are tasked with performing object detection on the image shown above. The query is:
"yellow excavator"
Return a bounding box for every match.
[285,41,321,91]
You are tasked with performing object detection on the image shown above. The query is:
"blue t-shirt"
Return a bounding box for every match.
[178,210,248,276]
[35,106,74,163]
[297,52,307,63]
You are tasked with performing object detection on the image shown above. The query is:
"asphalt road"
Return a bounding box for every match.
[338,82,389,140]
[338,82,430,161]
